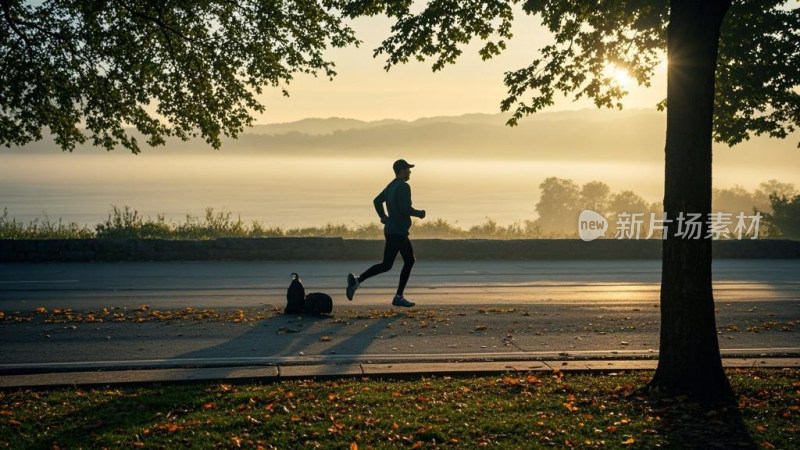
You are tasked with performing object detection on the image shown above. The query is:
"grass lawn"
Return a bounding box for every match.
[1,369,797,449]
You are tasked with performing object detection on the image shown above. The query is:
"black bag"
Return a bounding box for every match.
[304,292,333,315]
[285,273,305,314]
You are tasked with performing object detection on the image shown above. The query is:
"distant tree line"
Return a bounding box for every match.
[532,177,798,239]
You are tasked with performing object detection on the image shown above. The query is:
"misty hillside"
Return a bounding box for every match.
[7,109,799,166]
[247,117,406,135]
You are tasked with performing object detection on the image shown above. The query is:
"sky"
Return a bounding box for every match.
[256,8,669,124]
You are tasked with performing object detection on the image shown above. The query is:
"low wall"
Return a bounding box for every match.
[1,238,798,262]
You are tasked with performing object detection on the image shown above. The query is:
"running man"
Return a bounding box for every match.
[346,159,426,307]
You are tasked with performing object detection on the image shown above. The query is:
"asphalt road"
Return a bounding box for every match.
[1,260,798,372]
[1,259,798,310]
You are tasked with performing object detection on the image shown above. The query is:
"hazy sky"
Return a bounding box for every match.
[256,8,669,124]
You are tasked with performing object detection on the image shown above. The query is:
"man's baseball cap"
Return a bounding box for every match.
[393,159,415,172]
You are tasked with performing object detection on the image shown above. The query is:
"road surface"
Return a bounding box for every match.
[1,259,798,309]
[1,260,797,373]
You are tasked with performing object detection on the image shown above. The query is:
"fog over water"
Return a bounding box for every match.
[2,154,795,229]
[2,110,797,229]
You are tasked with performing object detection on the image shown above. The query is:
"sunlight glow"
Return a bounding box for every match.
[605,65,634,88]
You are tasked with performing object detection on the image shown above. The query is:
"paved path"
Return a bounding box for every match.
[1,260,798,309]
[1,260,797,388]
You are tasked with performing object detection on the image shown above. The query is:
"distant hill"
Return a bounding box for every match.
[247,117,405,135]
[5,109,798,167]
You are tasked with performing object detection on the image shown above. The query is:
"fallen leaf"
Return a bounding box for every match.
[475,325,487,331]
[350,443,358,450]
[622,437,635,445]
[564,402,579,412]
[154,423,179,433]
[320,336,332,342]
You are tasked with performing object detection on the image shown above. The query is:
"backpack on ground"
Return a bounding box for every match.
[304,292,333,315]
[284,273,305,314]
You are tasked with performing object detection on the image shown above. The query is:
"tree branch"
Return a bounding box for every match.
[1,0,34,54]
[116,0,215,51]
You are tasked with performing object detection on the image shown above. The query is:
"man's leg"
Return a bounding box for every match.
[395,236,415,297]
[347,235,400,300]
[358,235,400,282]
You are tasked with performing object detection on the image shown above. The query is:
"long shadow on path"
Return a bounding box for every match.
[162,308,407,379]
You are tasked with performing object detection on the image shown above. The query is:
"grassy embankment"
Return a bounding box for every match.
[0,369,797,448]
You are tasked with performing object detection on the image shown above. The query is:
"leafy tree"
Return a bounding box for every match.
[343,0,799,401]
[1,0,358,153]
[761,194,800,240]
[579,181,611,216]
[713,185,769,218]
[608,190,649,217]
[712,180,797,234]
[757,179,798,202]
[534,177,581,231]
[606,189,658,237]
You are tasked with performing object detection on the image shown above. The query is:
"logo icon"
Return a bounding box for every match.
[578,210,608,241]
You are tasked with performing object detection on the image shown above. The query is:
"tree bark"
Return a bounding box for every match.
[650,0,734,402]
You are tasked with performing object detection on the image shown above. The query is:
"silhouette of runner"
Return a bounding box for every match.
[347,159,426,307]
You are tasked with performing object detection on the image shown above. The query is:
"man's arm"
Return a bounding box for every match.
[398,183,425,218]
[373,189,388,220]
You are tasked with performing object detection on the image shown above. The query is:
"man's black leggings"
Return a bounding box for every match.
[358,234,415,296]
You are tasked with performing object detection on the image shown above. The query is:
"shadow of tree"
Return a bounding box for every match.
[654,398,755,449]
[623,384,758,449]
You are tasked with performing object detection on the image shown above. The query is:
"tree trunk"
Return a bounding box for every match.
[650,0,734,402]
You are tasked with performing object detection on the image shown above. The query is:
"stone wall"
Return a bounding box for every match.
[1,238,798,262]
